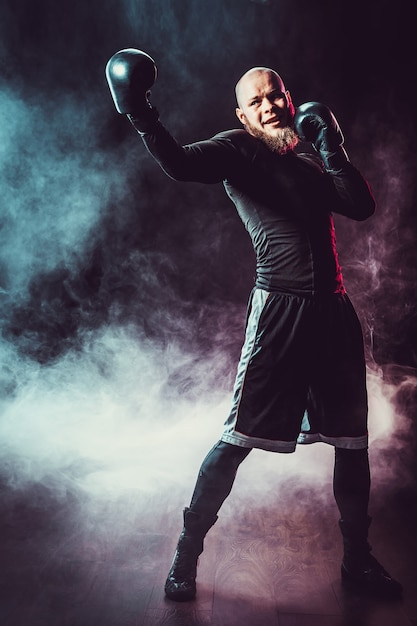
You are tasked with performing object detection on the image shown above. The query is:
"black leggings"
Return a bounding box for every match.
[189,440,370,522]
[333,446,370,522]
[189,441,250,515]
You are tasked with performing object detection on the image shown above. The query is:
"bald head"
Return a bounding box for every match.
[235,67,286,108]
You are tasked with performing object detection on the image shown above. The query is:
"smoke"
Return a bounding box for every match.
[0,89,118,301]
[0,323,410,505]
[334,121,417,369]
[0,325,229,493]
[0,0,415,521]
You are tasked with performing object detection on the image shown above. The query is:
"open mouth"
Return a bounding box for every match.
[264,117,281,126]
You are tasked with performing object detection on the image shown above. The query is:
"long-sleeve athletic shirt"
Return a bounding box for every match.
[133,120,375,296]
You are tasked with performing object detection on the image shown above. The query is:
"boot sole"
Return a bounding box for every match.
[164,585,196,602]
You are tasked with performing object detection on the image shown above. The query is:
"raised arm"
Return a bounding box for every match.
[106,48,237,184]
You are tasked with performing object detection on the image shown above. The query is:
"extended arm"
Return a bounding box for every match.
[129,118,237,184]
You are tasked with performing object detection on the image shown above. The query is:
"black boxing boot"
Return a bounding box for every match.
[339,517,403,599]
[164,507,218,602]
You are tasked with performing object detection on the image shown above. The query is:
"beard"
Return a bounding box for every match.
[245,123,299,155]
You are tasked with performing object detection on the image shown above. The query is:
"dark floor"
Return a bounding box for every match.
[0,458,416,626]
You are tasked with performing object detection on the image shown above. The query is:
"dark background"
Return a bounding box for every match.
[0,0,416,528]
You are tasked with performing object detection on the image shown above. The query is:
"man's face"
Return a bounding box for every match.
[235,70,295,139]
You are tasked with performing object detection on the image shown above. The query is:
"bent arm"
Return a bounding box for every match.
[329,163,376,221]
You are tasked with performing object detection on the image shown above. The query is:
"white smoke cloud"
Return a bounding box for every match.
[0,319,411,508]
[0,324,230,494]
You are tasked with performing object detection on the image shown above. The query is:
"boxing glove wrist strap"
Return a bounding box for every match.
[127,105,159,134]
[319,145,350,172]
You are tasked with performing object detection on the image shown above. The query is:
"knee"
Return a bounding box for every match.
[200,441,250,476]
[335,447,369,467]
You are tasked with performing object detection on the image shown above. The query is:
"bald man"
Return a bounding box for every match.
[122,67,402,601]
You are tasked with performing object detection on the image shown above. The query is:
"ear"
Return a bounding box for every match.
[235,107,246,126]
[285,90,296,119]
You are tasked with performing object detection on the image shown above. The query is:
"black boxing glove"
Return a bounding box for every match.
[105,48,159,133]
[294,101,349,172]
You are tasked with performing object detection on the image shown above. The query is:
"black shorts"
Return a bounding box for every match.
[221,288,368,453]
